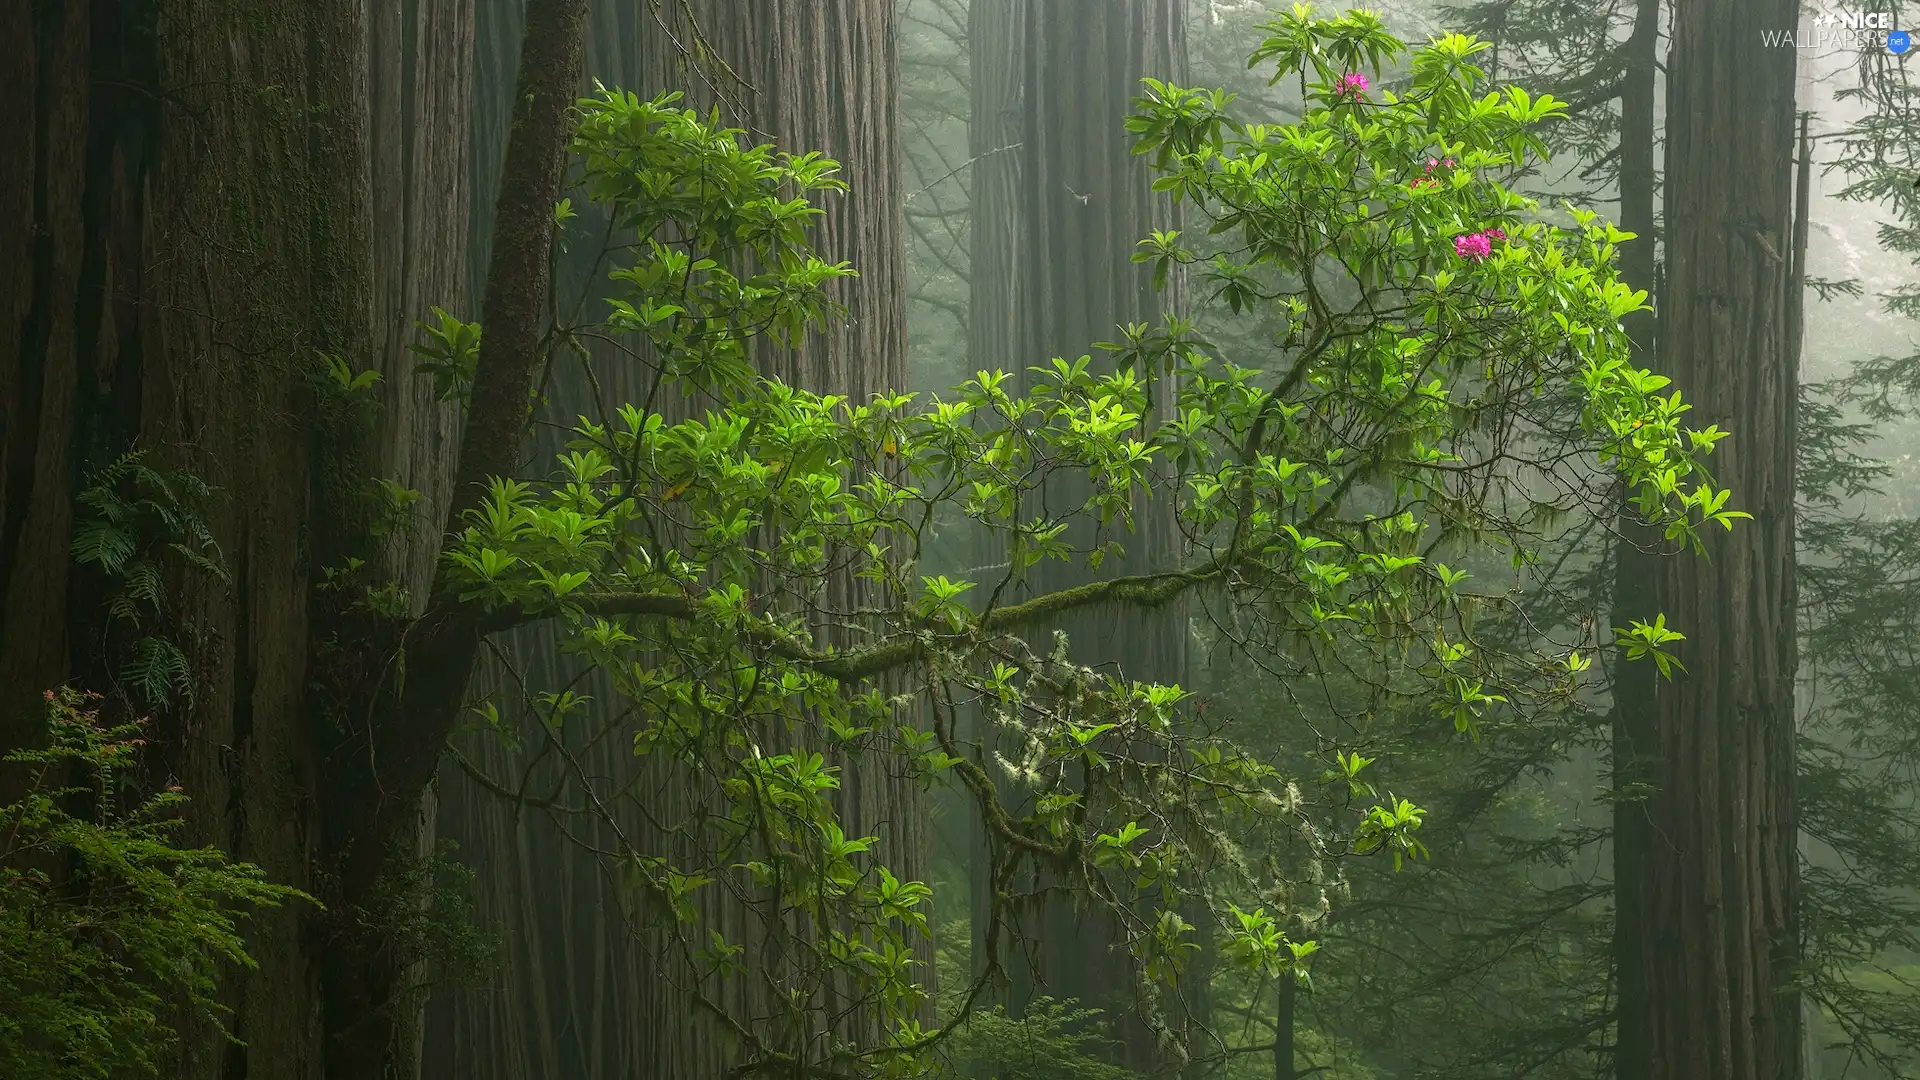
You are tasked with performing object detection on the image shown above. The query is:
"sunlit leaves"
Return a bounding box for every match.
[1354,796,1430,870]
[1614,613,1688,679]
[417,21,1753,1074]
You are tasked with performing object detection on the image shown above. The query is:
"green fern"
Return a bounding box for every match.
[70,451,227,710]
[70,517,138,576]
[122,638,194,710]
[0,688,307,1078]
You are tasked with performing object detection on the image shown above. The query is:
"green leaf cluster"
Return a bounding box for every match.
[0,689,306,1078]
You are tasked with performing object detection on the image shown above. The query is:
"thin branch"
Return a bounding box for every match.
[905,142,1022,204]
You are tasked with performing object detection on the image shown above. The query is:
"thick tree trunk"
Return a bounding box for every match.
[424,4,915,1077]
[0,2,474,1078]
[1611,2,1801,1078]
[319,4,584,1078]
[968,0,1190,1066]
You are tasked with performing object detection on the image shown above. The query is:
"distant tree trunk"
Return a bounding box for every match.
[1607,0,1662,1075]
[968,0,1024,387]
[1788,108,1816,1080]
[965,0,1024,1002]
[967,0,1190,1067]
[1611,2,1801,1078]
[424,3,915,1077]
[1275,973,1296,1080]
[0,1,474,1077]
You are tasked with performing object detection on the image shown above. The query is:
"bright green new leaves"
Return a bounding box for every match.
[426,17,1741,1073]
[1353,796,1430,871]
[573,86,857,391]
[408,307,482,401]
[1615,612,1689,679]
[1245,5,1399,90]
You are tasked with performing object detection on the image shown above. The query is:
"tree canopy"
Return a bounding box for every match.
[406,15,1731,1072]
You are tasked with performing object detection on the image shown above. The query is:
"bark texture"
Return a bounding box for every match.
[965,0,1025,1004]
[424,4,916,1077]
[967,0,1191,1064]
[1608,0,1662,1073]
[318,4,581,1078]
[1612,1,1802,1077]
[0,1,473,1077]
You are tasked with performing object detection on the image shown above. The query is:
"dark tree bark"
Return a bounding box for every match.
[318,4,586,1079]
[967,0,1190,1067]
[0,1,475,1077]
[1275,972,1297,1080]
[1611,2,1802,1078]
[1608,0,1662,1075]
[424,4,916,1077]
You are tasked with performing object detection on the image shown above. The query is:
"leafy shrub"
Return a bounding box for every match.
[0,689,306,1078]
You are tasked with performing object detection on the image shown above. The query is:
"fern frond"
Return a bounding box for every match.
[123,637,194,709]
[71,520,138,573]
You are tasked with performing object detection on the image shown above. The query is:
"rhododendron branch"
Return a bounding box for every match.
[483,559,1226,682]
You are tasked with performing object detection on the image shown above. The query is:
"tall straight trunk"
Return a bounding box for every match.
[424,4,915,1077]
[0,1,475,1077]
[966,0,1190,1066]
[1612,2,1801,1078]
[318,3,583,1078]
[965,0,1024,1000]
[1608,0,1662,1075]
[1275,973,1296,1080]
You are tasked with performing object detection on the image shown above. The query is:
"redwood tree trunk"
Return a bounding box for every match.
[423,4,915,1077]
[968,0,1190,1066]
[965,0,1024,1005]
[1608,0,1662,1074]
[1611,2,1802,1077]
[319,3,584,1078]
[0,1,475,1077]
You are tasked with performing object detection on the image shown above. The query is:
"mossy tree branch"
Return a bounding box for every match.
[479,559,1225,683]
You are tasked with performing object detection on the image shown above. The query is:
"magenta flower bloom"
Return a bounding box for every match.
[1486,227,1507,241]
[1337,73,1369,98]
[1454,232,1493,261]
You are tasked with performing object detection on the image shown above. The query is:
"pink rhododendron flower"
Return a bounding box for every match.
[1337,73,1369,98]
[1454,232,1493,261]
[1486,227,1506,240]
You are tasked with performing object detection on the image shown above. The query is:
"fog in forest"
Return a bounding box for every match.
[5,2,1920,1080]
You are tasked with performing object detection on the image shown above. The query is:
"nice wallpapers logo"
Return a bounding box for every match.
[1763,9,1912,52]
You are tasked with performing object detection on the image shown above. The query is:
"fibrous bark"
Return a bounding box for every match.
[1607,0,1662,1073]
[425,4,915,1077]
[967,0,1190,1066]
[318,3,584,1078]
[1611,2,1802,1077]
[0,1,475,1077]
